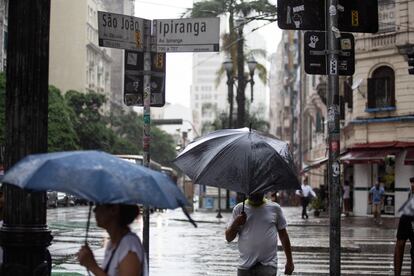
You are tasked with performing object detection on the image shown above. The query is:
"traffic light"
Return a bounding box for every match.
[408,52,414,75]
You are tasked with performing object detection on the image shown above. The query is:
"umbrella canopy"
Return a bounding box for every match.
[173,128,300,195]
[3,150,188,209]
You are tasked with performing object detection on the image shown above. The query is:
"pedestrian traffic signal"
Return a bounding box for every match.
[408,52,414,75]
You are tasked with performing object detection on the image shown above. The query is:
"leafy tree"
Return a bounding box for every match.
[150,127,177,166]
[108,105,177,165]
[187,0,275,127]
[64,90,119,152]
[48,86,79,151]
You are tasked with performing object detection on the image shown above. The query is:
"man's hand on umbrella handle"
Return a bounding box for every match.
[284,260,294,275]
[233,211,247,227]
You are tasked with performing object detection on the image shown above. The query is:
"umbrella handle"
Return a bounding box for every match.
[84,204,93,276]
[85,204,92,244]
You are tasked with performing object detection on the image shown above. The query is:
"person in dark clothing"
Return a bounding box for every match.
[394,214,414,276]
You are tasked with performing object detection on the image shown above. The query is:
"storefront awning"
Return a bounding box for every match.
[404,149,414,165]
[341,150,398,164]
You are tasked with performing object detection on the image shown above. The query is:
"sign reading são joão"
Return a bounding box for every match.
[153,17,220,52]
[98,11,150,51]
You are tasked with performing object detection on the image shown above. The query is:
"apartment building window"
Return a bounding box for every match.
[315,112,324,133]
[344,76,353,109]
[367,66,395,110]
[307,117,313,150]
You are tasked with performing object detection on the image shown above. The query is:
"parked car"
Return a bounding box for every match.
[57,192,75,207]
[47,191,58,208]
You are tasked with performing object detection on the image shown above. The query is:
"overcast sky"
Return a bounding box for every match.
[134,0,282,108]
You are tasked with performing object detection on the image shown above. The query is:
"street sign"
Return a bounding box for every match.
[277,0,378,33]
[124,50,166,106]
[98,11,151,51]
[304,31,355,76]
[153,17,220,52]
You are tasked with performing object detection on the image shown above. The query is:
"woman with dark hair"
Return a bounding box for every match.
[77,204,148,276]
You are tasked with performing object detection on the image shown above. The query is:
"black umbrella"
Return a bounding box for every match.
[173,128,300,197]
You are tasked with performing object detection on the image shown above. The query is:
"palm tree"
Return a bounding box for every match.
[186,0,276,128]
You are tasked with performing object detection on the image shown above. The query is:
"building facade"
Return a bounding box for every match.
[100,0,134,112]
[296,0,414,216]
[342,0,414,216]
[49,0,113,112]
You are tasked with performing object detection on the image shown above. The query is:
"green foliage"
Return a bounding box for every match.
[48,86,79,152]
[64,90,128,153]
[310,197,324,210]
[150,127,177,166]
[0,81,176,166]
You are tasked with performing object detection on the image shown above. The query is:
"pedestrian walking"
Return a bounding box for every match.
[393,214,414,276]
[77,204,148,276]
[296,178,316,219]
[225,193,294,276]
[369,179,385,224]
[343,180,351,216]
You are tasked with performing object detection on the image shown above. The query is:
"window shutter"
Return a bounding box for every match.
[367,78,376,108]
[340,96,345,120]
[344,79,353,109]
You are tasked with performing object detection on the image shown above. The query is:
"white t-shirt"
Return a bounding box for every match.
[300,184,316,198]
[227,200,287,270]
[102,232,148,276]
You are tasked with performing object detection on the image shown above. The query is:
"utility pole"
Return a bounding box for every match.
[326,0,341,274]
[0,1,53,275]
[142,22,152,265]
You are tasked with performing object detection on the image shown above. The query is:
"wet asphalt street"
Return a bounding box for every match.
[48,206,411,276]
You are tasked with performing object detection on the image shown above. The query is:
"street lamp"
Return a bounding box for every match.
[247,56,258,102]
[223,58,234,129]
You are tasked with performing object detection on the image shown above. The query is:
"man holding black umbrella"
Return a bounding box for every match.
[225,193,294,276]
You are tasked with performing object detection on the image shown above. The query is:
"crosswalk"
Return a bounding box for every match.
[277,251,411,275]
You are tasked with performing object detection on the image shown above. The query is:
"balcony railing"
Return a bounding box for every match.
[356,33,396,51]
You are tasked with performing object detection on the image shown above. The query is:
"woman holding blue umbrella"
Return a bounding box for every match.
[77,204,148,276]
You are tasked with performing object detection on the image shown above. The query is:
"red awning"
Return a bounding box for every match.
[405,149,414,165]
[341,150,398,164]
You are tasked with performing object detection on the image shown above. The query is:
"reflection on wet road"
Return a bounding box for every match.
[48,206,409,275]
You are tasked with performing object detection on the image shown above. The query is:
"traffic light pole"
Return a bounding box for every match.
[142,23,152,267]
[326,0,341,275]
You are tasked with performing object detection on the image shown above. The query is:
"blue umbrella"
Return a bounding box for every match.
[3,150,188,209]
[3,150,196,236]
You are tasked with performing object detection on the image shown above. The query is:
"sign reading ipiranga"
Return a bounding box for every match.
[153,17,220,52]
[98,11,150,51]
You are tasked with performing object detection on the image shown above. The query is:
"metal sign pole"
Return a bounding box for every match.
[326,0,341,275]
[142,23,152,267]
